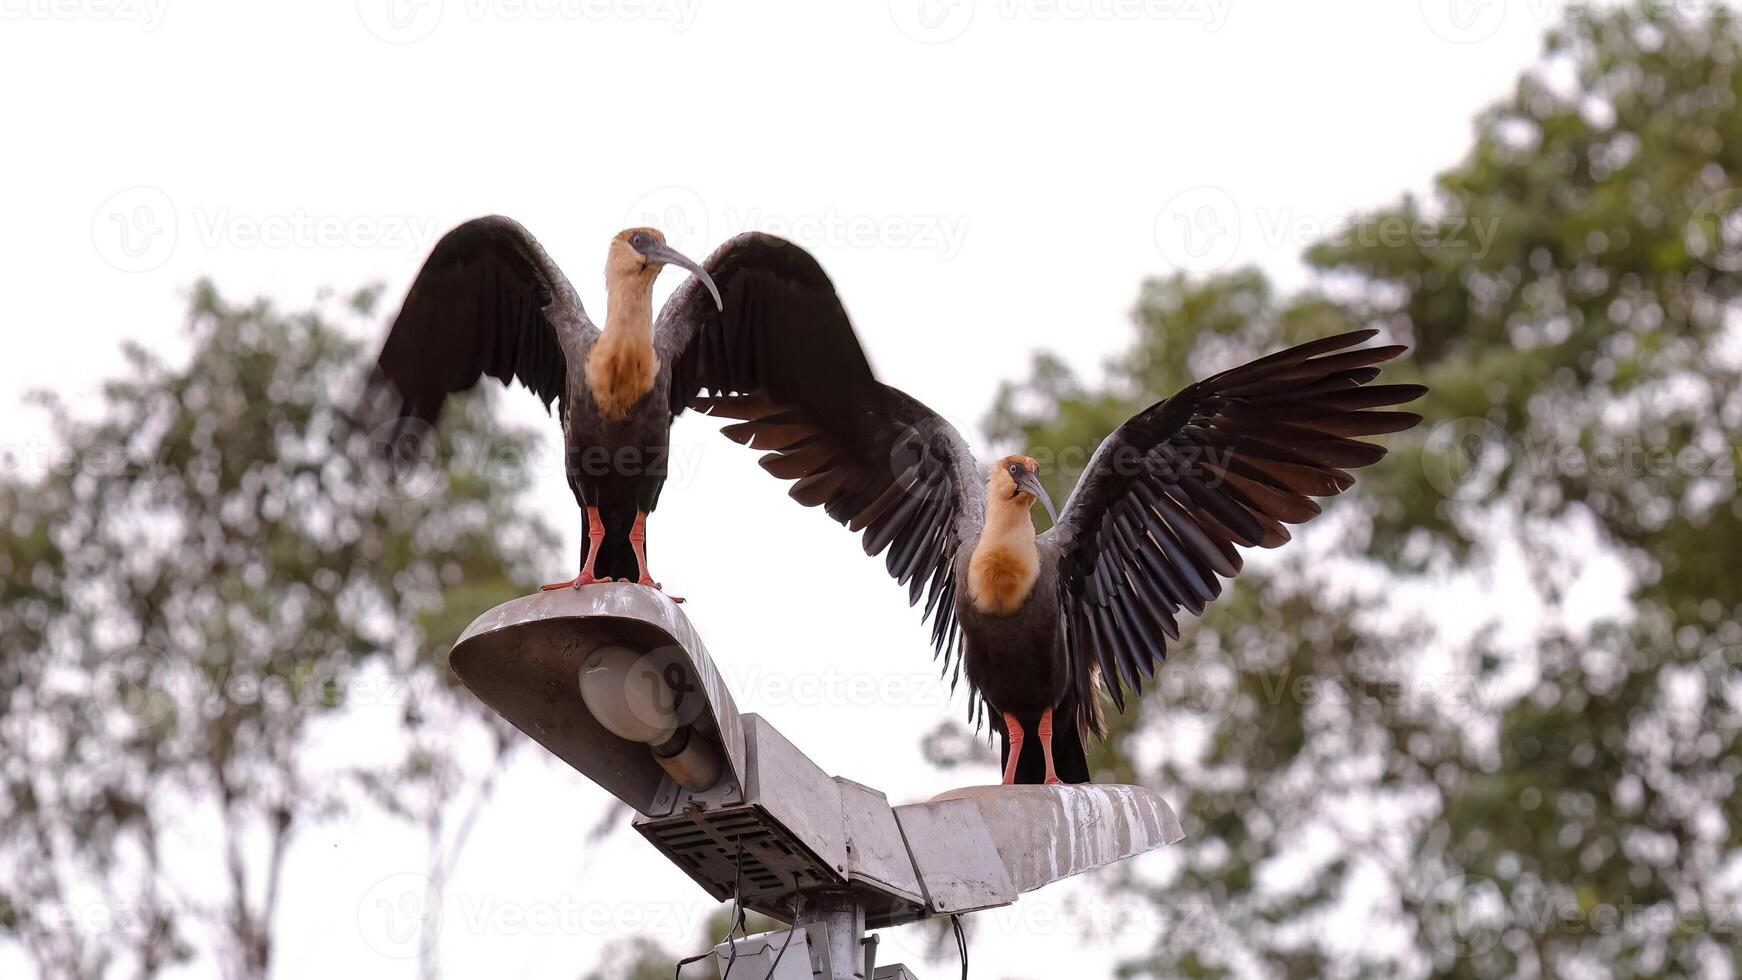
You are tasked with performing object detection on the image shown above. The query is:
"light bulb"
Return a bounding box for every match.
[577,645,679,745]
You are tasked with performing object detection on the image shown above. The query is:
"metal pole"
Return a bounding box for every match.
[795,890,867,980]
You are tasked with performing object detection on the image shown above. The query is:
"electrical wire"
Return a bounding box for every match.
[672,950,711,978]
[677,837,747,979]
[951,913,969,979]
[720,838,746,980]
[760,875,803,980]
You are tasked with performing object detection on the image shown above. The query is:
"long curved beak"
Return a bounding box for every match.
[644,242,723,311]
[1014,468,1058,524]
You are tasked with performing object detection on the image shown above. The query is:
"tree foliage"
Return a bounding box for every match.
[0,284,556,979]
[985,6,1742,978]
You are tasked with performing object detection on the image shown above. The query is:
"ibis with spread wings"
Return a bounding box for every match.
[700,329,1424,784]
[364,217,870,595]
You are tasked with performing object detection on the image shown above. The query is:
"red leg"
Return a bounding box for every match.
[628,512,682,602]
[541,507,606,591]
[1001,711,1025,785]
[1038,707,1062,786]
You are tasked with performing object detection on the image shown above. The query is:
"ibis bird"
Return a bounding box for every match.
[699,330,1424,784]
[364,216,871,595]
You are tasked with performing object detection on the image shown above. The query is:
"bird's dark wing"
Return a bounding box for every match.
[365,215,591,429]
[698,385,986,682]
[659,233,877,443]
[661,236,985,677]
[1043,330,1424,712]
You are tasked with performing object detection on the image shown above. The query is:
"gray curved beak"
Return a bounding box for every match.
[644,242,723,311]
[1014,468,1058,524]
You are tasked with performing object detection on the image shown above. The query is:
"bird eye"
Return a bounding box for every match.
[1008,463,1021,477]
[630,232,651,249]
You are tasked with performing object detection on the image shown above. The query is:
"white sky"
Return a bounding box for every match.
[0,1,1571,977]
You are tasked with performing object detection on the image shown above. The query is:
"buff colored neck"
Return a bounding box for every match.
[587,270,659,420]
[967,494,1040,614]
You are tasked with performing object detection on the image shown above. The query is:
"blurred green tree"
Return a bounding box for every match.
[984,6,1742,978]
[0,283,557,979]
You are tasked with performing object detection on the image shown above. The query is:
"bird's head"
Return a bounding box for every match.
[609,228,723,309]
[989,454,1057,523]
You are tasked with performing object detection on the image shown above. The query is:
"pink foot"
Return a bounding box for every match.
[540,571,603,591]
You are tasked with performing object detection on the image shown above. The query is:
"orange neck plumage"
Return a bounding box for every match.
[586,267,659,420]
[968,478,1039,614]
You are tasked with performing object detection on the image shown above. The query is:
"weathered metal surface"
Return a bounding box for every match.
[711,923,817,980]
[836,778,925,910]
[891,797,1017,916]
[796,890,868,980]
[744,715,851,878]
[927,784,1183,894]
[449,585,746,815]
[635,799,843,917]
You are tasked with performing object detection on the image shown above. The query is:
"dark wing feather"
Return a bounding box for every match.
[659,233,875,444]
[1044,330,1424,711]
[364,215,589,429]
[659,236,985,677]
[695,383,986,680]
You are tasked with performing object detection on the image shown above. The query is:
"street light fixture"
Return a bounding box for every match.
[451,584,1183,979]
